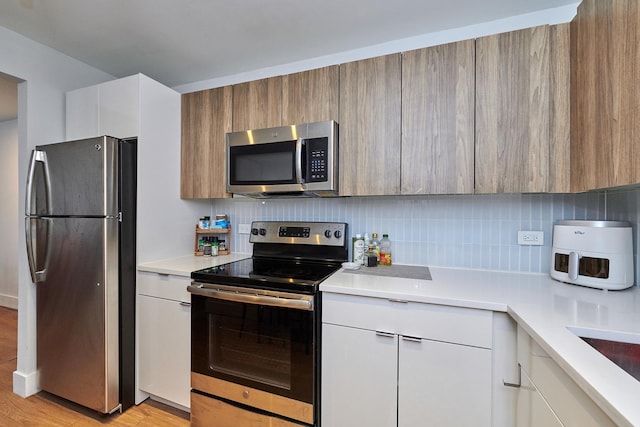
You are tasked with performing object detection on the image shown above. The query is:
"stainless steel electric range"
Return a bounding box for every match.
[188,221,348,427]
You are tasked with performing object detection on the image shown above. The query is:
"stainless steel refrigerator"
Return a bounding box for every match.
[25,135,136,414]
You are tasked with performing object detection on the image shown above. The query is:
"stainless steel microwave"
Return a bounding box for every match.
[226,120,339,197]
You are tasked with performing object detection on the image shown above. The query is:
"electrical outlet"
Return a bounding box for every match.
[518,231,544,246]
[238,223,251,234]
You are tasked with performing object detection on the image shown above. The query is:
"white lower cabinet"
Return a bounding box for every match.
[322,323,398,426]
[398,336,491,426]
[137,272,191,409]
[516,367,563,427]
[321,293,498,427]
[516,325,615,427]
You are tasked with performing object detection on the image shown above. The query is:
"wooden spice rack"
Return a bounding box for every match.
[194,225,231,256]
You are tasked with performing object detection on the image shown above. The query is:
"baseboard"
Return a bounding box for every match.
[148,394,190,413]
[13,370,39,397]
[0,294,18,310]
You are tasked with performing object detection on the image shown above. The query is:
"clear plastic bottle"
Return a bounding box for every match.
[379,234,392,266]
[371,233,381,263]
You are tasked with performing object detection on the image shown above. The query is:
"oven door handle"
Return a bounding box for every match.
[187,285,314,311]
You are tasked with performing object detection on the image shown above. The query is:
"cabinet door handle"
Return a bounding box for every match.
[179,301,191,307]
[388,299,409,304]
[503,363,522,388]
[375,330,395,338]
[401,335,422,343]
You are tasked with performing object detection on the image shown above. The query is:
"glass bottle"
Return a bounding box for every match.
[371,233,381,263]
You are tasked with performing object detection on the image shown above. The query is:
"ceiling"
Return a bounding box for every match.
[0,0,579,92]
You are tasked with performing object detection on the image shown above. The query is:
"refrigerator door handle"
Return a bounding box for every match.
[25,217,51,283]
[25,149,50,216]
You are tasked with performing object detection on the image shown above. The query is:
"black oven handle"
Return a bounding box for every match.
[187,284,314,311]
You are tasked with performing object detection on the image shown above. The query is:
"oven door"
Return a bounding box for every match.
[189,283,317,422]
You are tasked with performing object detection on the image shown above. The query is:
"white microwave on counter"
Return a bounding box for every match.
[226,120,339,198]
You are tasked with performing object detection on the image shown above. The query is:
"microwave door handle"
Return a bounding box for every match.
[295,138,305,184]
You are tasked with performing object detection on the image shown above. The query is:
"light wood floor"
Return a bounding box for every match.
[0,306,190,426]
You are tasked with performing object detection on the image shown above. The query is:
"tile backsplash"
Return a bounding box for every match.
[206,189,640,279]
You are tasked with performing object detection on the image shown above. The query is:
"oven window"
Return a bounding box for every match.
[192,295,314,403]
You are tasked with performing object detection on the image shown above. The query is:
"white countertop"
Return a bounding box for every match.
[320,266,640,427]
[137,253,251,276]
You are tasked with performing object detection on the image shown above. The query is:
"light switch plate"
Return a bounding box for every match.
[518,231,544,246]
[238,223,251,234]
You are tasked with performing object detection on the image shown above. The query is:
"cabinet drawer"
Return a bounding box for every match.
[137,271,191,302]
[322,293,492,348]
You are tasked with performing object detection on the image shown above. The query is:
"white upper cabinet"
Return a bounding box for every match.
[66,74,140,140]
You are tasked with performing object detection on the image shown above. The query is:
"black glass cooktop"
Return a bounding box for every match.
[191,257,342,293]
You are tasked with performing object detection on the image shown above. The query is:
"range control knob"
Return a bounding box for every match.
[334,230,342,239]
[259,228,267,236]
[251,228,259,235]
[324,230,332,238]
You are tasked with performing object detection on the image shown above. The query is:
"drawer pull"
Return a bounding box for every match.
[388,299,409,304]
[503,363,522,388]
[179,301,191,307]
[401,335,422,343]
[375,330,395,338]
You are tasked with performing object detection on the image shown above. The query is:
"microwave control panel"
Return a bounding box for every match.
[307,137,328,182]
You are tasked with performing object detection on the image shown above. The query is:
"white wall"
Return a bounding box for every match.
[0,119,18,308]
[0,24,115,398]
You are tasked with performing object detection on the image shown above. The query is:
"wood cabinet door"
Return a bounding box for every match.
[476,25,552,193]
[548,23,571,194]
[570,0,640,191]
[398,337,492,427]
[232,76,282,131]
[180,86,232,199]
[401,40,475,195]
[339,54,401,196]
[282,66,339,125]
[321,323,398,427]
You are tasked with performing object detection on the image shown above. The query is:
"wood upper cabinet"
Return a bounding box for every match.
[475,24,570,193]
[339,54,402,196]
[571,0,640,192]
[181,86,232,199]
[548,23,571,194]
[401,40,475,195]
[282,66,339,125]
[232,77,282,131]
